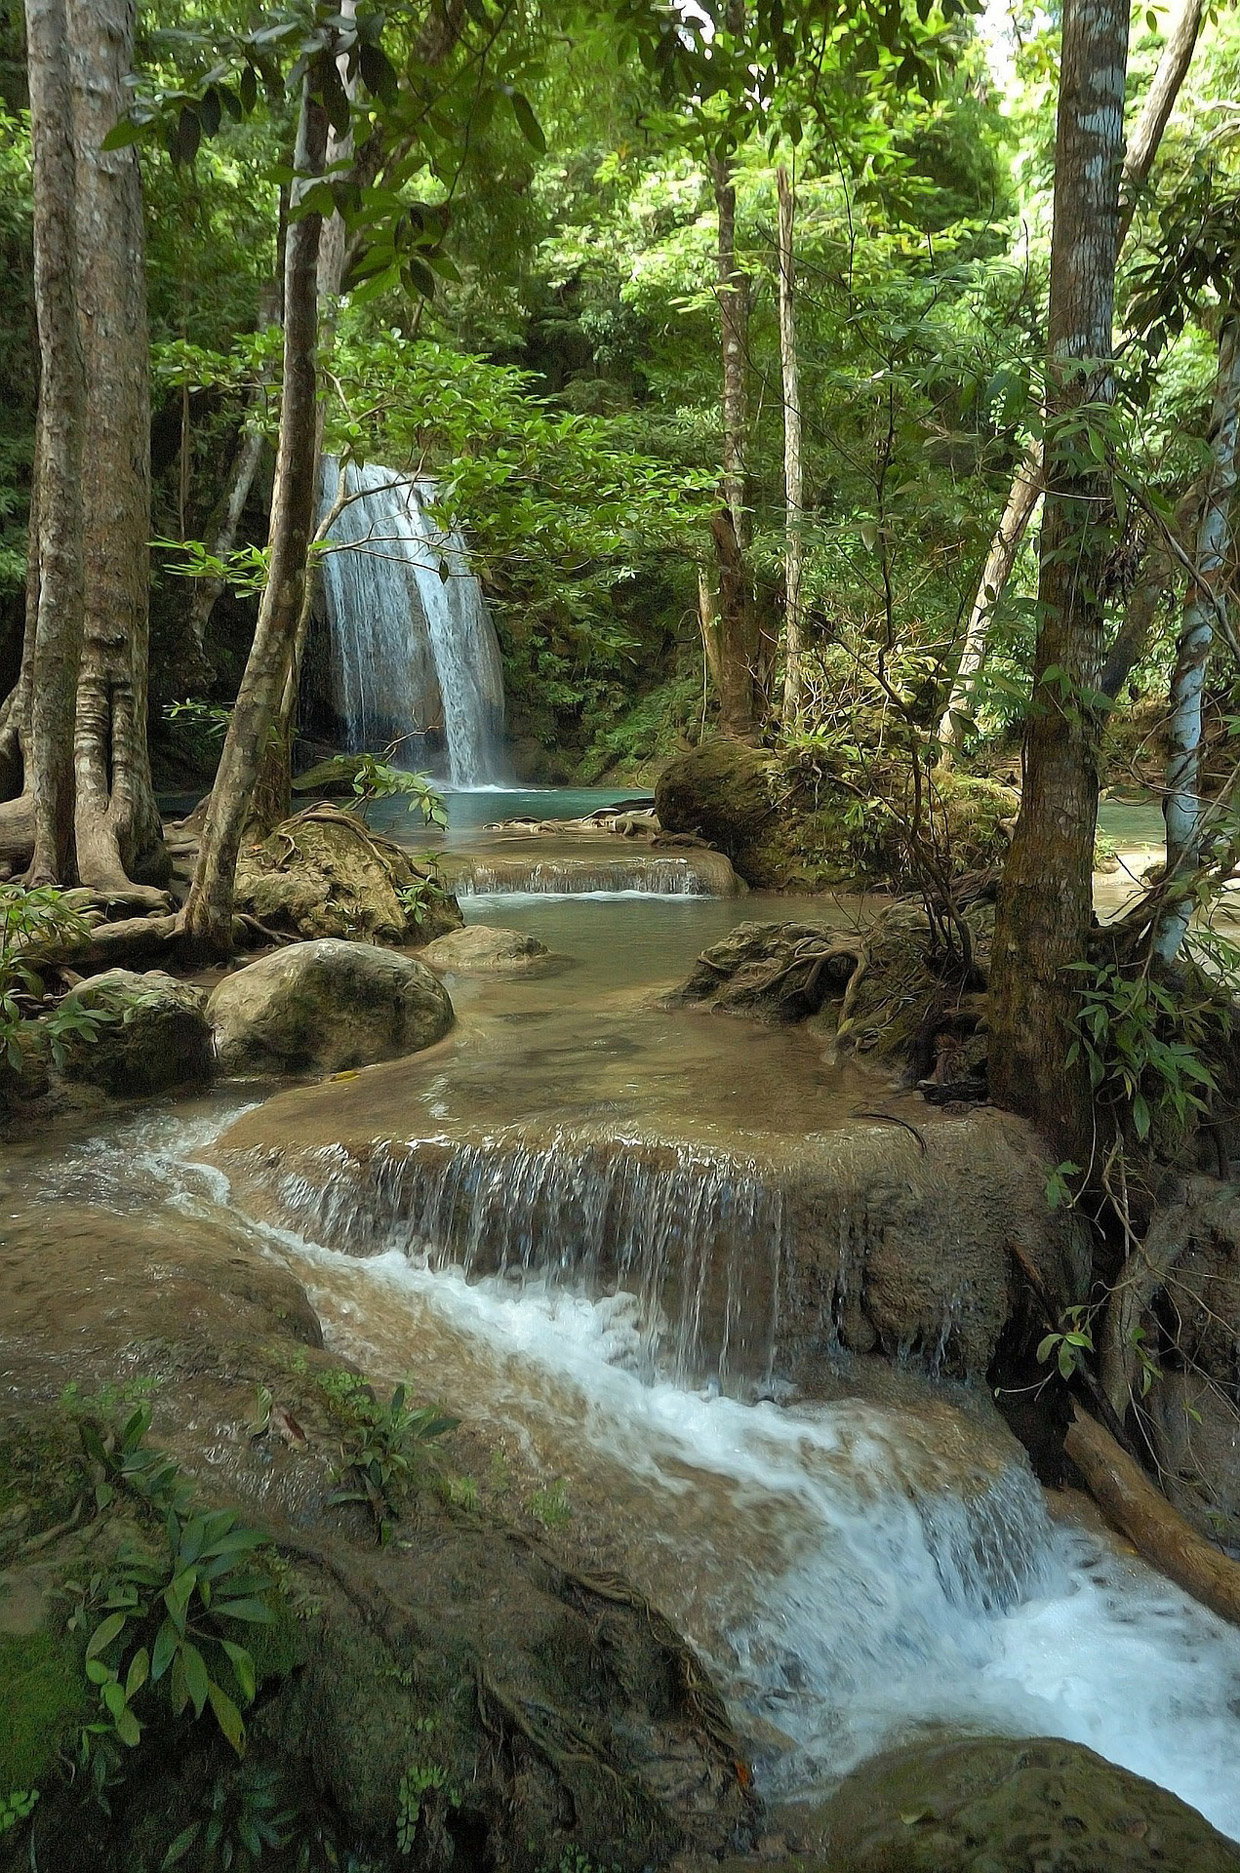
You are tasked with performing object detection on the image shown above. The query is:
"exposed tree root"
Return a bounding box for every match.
[1065,1402,1240,1627]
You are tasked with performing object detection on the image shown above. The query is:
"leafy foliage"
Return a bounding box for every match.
[325,1379,458,1546]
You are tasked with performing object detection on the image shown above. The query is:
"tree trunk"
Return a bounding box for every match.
[708,129,757,740]
[22,0,86,886]
[936,445,1042,761]
[939,0,1203,757]
[180,78,329,955]
[778,165,805,732]
[988,0,1129,1159]
[68,0,165,899]
[1152,312,1240,964]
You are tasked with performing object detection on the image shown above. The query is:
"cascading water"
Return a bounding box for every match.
[29,1101,1240,1843]
[316,459,506,787]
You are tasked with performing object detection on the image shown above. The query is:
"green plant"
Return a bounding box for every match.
[1067,959,1220,1143]
[162,1761,297,1871]
[327,1384,458,1545]
[0,1788,38,1836]
[68,1410,277,1783]
[0,882,95,1071]
[394,869,446,931]
[348,751,446,830]
[525,1479,570,1531]
[1036,1304,1095,1383]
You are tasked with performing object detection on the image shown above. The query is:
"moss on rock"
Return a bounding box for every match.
[655,739,1016,891]
[235,807,463,947]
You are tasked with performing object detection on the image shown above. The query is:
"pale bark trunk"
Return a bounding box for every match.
[68,0,165,898]
[186,423,267,666]
[989,0,1129,1158]
[1152,313,1240,964]
[180,79,329,954]
[23,0,86,886]
[936,447,1042,760]
[709,111,757,740]
[778,166,805,732]
[940,0,1203,755]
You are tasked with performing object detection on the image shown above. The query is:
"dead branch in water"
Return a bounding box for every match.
[1065,1402,1240,1628]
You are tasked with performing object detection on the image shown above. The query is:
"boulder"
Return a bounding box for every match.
[235,806,463,946]
[782,1734,1240,1871]
[208,938,454,1076]
[420,924,562,976]
[655,739,1017,891]
[53,968,212,1096]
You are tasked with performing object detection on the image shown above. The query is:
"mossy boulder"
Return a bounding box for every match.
[208,938,455,1077]
[235,806,463,947]
[655,739,1017,891]
[0,1631,86,1791]
[52,968,213,1097]
[783,1734,1240,1871]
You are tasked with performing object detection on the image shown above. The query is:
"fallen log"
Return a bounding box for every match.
[1064,1402,1240,1627]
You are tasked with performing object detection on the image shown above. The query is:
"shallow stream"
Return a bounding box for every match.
[14,786,1240,1837]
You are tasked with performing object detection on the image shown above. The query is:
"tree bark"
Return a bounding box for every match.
[708,121,757,740]
[1152,312,1240,964]
[778,166,805,731]
[1065,1403,1240,1628]
[22,0,86,886]
[68,0,165,898]
[939,0,1203,758]
[988,0,1129,1159]
[180,78,329,954]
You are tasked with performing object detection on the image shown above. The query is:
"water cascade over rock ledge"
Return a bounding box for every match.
[209,1097,1088,1386]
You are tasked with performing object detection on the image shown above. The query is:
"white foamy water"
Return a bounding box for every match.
[34,1108,1240,1840]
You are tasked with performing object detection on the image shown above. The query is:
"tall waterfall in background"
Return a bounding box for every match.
[317,460,507,787]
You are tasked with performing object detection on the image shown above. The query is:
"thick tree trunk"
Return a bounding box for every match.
[988,0,1129,1159]
[1152,313,1240,964]
[940,0,1203,756]
[709,130,757,740]
[180,79,329,954]
[22,0,86,886]
[778,166,805,732]
[68,0,165,898]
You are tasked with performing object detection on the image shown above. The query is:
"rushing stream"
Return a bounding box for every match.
[12,787,1240,1841]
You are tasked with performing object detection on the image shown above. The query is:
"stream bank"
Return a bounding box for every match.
[5,785,1240,1870]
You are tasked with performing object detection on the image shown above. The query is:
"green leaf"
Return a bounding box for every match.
[152,1616,179,1681]
[115,1704,142,1747]
[181,1642,211,1717]
[510,91,547,154]
[86,1611,129,1660]
[162,1823,202,1869]
[125,1646,150,1700]
[213,1596,276,1624]
[208,1680,247,1756]
[221,1639,257,1704]
[101,116,145,151]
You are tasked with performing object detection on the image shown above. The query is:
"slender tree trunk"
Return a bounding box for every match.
[68,0,165,898]
[778,165,805,731]
[939,0,1203,759]
[988,0,1129,1158]
[709,132,757,740]
[936,446,1042,760]
[1152,312,1240,964]
[22,0,86,886]
[180,79,329,953]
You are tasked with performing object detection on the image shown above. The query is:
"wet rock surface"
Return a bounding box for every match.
[212,1102,1086,1382]
[420,923,561,976]
[668,920,860,1022]
[0,1204,758,1873]
[770,1734,1240,1871]
[52,967,213,1097]
[207,938,454,1076]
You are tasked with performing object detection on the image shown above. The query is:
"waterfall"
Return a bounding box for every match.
[317,459,507,787]
[233,1133,786,1390]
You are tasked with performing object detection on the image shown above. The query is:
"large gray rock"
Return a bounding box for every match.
[420,924,560,977]
[55,968,212,1096]
[208,939,453,1077]
[779,1734,1240,1872]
